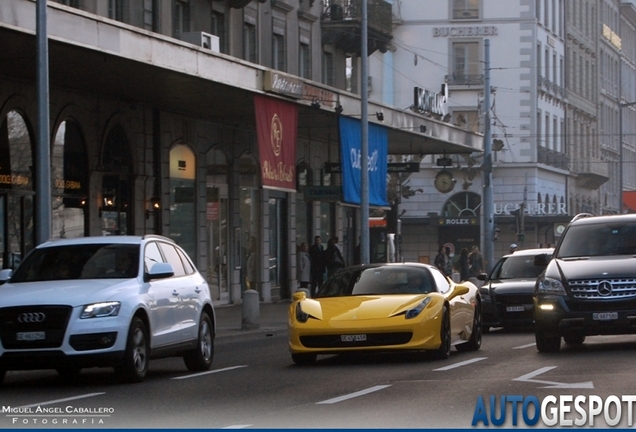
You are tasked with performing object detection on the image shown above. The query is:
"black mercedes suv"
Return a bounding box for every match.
[533,213,636,352]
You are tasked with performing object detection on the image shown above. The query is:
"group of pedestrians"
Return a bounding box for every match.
[297,235,346,297]
[434,244,484,282]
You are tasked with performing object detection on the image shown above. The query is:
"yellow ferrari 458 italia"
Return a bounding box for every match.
[288,262,482,365]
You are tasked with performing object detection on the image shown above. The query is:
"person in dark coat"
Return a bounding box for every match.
[308,236,326,297]
[458,248,470,281]
[325,236,345,277]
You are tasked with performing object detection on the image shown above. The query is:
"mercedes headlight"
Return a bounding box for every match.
[81,301,121,319]
[537,277,566,295]
[405,297,433,319]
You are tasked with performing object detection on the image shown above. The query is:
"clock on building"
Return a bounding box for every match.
[434,170,455,193]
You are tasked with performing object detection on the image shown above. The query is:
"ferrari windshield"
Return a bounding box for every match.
[10,244,140,282]
[315,266,434,298]
[557,222,636,258]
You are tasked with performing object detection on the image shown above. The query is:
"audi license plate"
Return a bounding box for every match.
[593,312,618,321]
[341,334,367,342]
[506,306,525,312]
[16,331,45,341]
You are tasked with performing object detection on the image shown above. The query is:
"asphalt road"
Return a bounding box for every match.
[2,329,636,429]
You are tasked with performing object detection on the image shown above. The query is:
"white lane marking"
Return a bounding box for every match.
[222,425,252,429]
[513,342,536,349]
[432,357,487,371]
[513,366,594,389]
[316,385,391,405]
[172,365,248,380]
[18,393,105,409]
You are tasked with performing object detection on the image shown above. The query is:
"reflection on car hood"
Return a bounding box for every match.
[303,295,430,321]
[0,279,138,308]
[487,279,536,294]
[554,256,636,279]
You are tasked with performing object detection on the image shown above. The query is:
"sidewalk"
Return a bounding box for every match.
[213,300,291,342]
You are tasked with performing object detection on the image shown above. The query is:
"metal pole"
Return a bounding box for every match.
[620,103,623,214]
[360,0,370,264]
[482,39,494,272]
[36,0,51,244]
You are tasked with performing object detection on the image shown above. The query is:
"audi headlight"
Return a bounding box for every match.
[405,297,432,319]
[537,277,566,295]
[295,302,309,323]
[81,301,121,319]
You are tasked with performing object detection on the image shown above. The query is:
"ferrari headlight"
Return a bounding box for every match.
[405,297,432,319]
[537,277,566,295]
[295,302,309,323]
[81,301,121,319]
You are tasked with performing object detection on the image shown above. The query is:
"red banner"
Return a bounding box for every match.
[254,94,298,192]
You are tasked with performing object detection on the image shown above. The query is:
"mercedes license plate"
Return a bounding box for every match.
[16,331,45,341]
[506,306,525,312]
[593,312,618,321]
[341,334,367,342]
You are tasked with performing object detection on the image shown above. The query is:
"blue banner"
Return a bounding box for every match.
[338,116,389,207]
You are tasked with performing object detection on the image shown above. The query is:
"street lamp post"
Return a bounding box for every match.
[619,101,636,214]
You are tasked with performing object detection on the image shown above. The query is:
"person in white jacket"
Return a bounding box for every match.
[297,242,311,289]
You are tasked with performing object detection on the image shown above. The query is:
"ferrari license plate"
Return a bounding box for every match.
[16,331,45,341]
[593,312,618,321]
[506,306,525,312]
[341,334,367,342]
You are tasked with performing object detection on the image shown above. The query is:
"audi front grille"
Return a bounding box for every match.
[0,306,73,349]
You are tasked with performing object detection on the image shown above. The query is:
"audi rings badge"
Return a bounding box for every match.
[17,312,46,323]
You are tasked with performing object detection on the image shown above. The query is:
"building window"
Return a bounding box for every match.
[143,0,157,31]
[58,0,81,7]
[452,41,480,78]
[211,10,227,54]
[345,55,358,94]
[273,33,286,71]
[323,51,334,86]
[173,0,190,38]
[299,42,311,79]
[108,0,124,21]
[169,144,196,259]
[243,22,257,63]
[452,0,479,20]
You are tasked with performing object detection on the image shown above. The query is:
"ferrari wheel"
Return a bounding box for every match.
[431,306,451,360]
[457,301,482,352]
[292,353,317,365]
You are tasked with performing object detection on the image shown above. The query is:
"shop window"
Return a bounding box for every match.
[169,144,196,259]
[52,119,87,239]
[0,110,35,269]
[101,124,133,236]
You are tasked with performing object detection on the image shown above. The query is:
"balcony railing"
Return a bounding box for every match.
[571,157,610,189]
[445,73,485,86]
[538,75,567,99]
[321,0,393,55]
[538,146,569,171]
[321,0,392,33]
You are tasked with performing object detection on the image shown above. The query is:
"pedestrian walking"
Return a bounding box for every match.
[509,243,518,254]
[297,242,311,289]
[443,246,453,277]
[308,236,326,297]
[434,246,447,275]
[458,247,470,281]
[468,245,484,277]
[325,236,345,277]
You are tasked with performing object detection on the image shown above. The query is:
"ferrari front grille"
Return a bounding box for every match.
[300,332,412,348]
